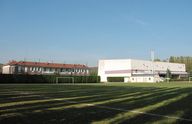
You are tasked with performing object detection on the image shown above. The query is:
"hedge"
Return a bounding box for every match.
[107,77,124,82]
[0,74,100,83]
[56,76,100,83]
[170,78,190,82]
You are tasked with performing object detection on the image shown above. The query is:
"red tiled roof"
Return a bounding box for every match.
[7,61,88,69]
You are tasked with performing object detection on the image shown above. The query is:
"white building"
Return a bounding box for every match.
[2,60,89,76]
[98,59,187,83]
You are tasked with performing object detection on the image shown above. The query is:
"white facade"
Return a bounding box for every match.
[2,65,15,74]
[98,59,187,83]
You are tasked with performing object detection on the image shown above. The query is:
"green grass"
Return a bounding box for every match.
[1,82,192,124]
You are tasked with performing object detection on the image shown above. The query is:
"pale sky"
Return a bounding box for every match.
[0,0,192,66]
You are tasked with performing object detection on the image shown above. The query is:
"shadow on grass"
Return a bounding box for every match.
[102,88,192,124]
[0,85,192,124]
[118,88,192,124]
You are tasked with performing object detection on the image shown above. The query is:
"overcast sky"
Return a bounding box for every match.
[0,0,192,66]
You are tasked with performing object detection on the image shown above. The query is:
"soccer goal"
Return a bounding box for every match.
[189,77,192,82]
[56,77,74,84]
[165,78,170,83]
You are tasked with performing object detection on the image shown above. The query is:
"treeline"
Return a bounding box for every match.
[169,56,192,72]
[0,64,3,74]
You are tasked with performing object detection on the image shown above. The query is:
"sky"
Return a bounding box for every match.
[0,0,192,66]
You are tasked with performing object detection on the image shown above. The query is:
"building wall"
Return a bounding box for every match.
[131,59,186,72]
[2,65,89,76]
[2,65,11,74]
[98,59,132,82]
[98,59,186,83]
[128,76,155,83]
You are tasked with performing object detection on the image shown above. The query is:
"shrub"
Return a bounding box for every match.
[107,77,124,82]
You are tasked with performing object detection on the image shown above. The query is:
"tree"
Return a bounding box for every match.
[166,69,172,79]
[189,71,192,77]
[169,56,175,63]
[0,64,2,74]
[154,58,161,62]
[169,56,192,72]
[89,67,98,76]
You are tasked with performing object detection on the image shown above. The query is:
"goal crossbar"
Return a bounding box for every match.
[56,77,74,84]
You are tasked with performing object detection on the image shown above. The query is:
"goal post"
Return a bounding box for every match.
[56,77,75,84]
[165,78,170,83]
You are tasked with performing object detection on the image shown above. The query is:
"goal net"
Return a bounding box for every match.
[165,78,170,83]
[56,77,75,84]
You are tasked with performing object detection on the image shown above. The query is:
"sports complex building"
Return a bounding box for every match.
[98,59,187,83]
[2,60,89,76]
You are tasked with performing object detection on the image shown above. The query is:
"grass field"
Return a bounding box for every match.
[1,82,192,124]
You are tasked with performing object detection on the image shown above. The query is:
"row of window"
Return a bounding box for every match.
[17,66,89,73]
[132,77,151,81]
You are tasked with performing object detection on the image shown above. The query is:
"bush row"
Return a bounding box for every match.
[107,77,124,82]
[0,74,100,83]
[170,78,190,82]
[56,76,100,83]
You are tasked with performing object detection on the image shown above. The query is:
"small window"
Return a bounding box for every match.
[149,78,151,80]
